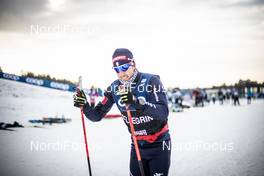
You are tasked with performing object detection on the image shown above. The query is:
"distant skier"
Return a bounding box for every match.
[89,86,98,108]
[193,88,204,107]
[202,89,209,103]
[218,89,224,105]
[171,88,183,112]
[74,48,171,176]
[226,89,232,103]
[246,88,253,105]
[211,93,216,104]
[232,89,240,106]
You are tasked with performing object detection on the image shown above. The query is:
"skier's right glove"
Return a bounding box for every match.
[73,90,87,107]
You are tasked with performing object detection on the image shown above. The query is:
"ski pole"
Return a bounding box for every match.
[77,88,92,176]
[80,107,92,176]
[125,105,145,176]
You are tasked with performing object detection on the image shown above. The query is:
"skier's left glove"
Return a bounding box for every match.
[117,89,136,105]
[73,90,88,107]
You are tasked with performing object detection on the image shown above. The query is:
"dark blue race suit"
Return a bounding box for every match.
[82,71,171,176]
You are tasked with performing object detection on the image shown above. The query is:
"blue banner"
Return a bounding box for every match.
[0,72,76,92]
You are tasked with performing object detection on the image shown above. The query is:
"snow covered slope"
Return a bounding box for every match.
[0,79,264,176]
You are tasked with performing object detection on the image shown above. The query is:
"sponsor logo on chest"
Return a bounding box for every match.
[122,115,154,125]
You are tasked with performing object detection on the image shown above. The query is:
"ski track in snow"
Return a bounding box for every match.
[0,79,264,176]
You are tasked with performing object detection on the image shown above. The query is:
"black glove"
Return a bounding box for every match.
[73,89,88,107]
[118,89,135,105]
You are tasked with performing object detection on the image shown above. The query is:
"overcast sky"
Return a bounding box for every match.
[0,0,263,88]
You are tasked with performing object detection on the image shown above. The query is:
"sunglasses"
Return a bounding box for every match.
[113,62,132,73]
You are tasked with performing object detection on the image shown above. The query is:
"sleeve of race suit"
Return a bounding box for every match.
[137,76,169,121]
[83,86,114,122]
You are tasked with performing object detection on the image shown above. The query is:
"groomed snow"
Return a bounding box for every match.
[0,79,264,176]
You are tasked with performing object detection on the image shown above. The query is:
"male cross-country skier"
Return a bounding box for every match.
[73,48,171,176]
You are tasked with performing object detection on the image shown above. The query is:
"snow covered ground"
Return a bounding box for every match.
[0,79,264,176]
